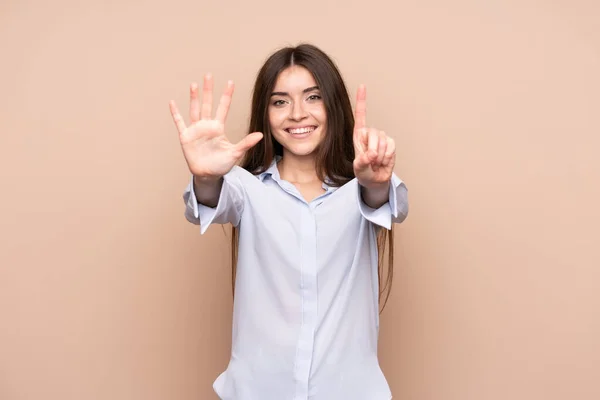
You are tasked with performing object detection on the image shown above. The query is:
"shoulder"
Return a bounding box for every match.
[225,166,268,191]
[229,165,264,180]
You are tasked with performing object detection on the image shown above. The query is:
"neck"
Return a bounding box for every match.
[278,152,320,184]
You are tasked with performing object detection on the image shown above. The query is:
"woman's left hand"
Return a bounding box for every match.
[352,85,396,189]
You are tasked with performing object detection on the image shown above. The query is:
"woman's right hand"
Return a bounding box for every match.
[169,74,263,180]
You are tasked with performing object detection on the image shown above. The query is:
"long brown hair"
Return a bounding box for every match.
[231,43,395,312]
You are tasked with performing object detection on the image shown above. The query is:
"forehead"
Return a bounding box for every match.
[273,65,317,92]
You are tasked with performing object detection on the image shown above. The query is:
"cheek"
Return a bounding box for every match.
[267,109,276,127]
[313,105,327,125]
[268,108,286,128]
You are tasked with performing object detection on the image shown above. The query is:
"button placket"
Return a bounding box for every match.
[293,204,318,400]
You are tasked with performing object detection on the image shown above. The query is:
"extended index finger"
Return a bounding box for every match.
[354,84,367,130]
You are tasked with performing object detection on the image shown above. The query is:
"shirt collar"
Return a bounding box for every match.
[257,156,282,182]
[257,156,337,192]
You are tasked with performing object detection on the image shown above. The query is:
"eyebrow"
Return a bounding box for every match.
[270,86,320,97]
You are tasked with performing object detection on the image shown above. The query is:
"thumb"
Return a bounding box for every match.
[353,152,371,173]
[233,132,263,156]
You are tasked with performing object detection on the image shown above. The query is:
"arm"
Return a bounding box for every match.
[360,181,390,209]
[169,74,263,232]
[358,173,409,230]
[183,169,245,233]
[193,175,223,208]
[351,84,408,228]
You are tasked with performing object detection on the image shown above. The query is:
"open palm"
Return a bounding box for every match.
[169,75,263,179]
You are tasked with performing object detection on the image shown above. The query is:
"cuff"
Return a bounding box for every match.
[358,173,407,230]
[185,172,244,235]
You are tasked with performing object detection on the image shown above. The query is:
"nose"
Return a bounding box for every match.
[289,100,308,121]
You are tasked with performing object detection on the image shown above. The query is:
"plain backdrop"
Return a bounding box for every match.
[1,0,599,399]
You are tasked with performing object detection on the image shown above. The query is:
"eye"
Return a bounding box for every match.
[307,94,322,101]
[272,99,287,106]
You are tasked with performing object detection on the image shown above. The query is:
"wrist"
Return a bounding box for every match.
[192,175,223,208]
[360,180,390,209]
[358,179,390,192]
[193,174,222,185]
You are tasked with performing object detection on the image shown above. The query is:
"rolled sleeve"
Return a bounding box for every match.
[182,168,245,234]
[357,173,409,230]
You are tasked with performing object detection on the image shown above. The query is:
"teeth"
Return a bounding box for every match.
[288,126,315,134]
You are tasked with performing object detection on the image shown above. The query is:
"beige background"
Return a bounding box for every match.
[1,0,599,399]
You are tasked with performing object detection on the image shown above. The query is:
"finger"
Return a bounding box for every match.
[375,131,388,166]
[382,137,396,166]
[353,127,366,155]
[353,151,371,172]
[215,80,234,124]
[233,132,264,157]
[354,84,367,131]
[201,74,213,120]
[367,129,379,161]
[189,82,200,123]
[355,127,369,152]
[169,100,187,135]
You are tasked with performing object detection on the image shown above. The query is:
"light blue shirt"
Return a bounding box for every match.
[183,157,408,400]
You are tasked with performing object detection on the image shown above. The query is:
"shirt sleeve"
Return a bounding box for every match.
[357,173,409,230]
[182,168,245,235]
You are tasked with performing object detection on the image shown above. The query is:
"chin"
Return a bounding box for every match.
[285,142,322,157]
[273,134,323,158]
[289,149,318,157]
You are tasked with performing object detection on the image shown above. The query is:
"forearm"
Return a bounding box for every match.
[360,181,390,209]
[193,175,223,208]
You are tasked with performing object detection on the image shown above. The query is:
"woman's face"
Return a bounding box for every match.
[268,65,327,158]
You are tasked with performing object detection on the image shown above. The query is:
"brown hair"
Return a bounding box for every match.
[232,43,395,312]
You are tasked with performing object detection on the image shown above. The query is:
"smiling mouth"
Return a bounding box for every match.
[285,126,317,135]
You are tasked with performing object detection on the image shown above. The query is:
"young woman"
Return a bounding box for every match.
[169,44,408,400]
